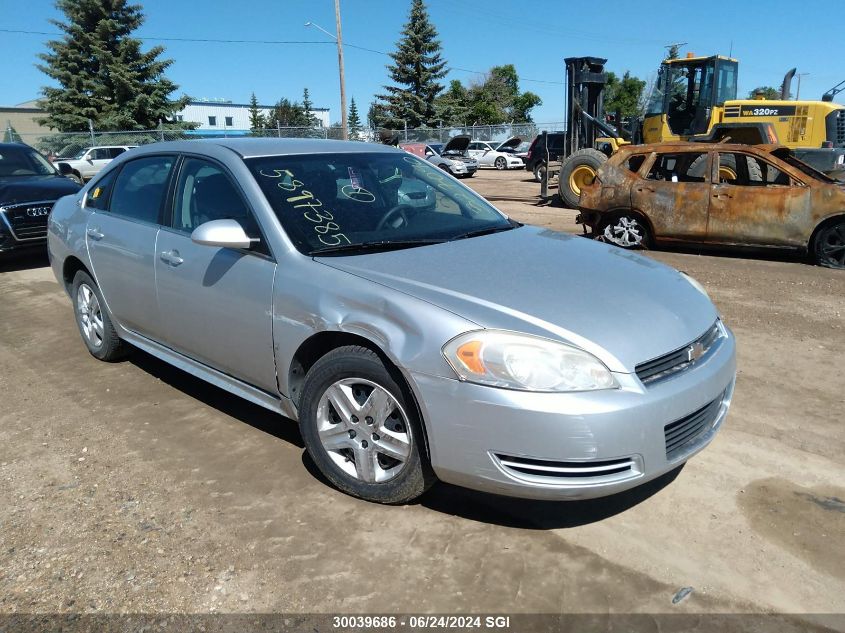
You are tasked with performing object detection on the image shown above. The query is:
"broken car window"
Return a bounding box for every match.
[646,152,709,183]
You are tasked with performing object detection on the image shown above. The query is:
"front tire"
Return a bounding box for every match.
[298,346,435,504]
[813,218,845,269]
[601,212,652,249]
[72,271,127,361]
[494,156,507,170]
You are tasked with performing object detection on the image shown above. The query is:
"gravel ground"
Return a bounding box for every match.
[0,168,843,628]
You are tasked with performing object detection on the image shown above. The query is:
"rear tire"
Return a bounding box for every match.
[298,346,436,504]
[532,162,545,183]
[71,271,128,361]
[559,148,607,208]
[813,218,845,269]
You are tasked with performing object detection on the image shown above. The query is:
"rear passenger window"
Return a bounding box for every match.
[108,156,174,224]
[647,152,709,183]
[717,153,791,186]
[85,169,118,211]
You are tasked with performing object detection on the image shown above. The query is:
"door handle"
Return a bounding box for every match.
[636,186,656,193]
[86,227,104,240]
[159,250,184,266]
[712,193,733,199]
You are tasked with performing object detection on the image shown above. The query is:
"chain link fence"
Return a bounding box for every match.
[8,122,568,159]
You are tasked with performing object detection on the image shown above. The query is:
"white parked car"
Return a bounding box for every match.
[467,138,525,170]
[57,145,137,182]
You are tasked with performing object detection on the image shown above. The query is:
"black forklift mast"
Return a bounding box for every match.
[564,57,611,156]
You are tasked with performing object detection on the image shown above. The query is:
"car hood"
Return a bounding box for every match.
[316,226,718,373]
[443,135,471,153]
[0,175,81,206]
[496,136,522,150]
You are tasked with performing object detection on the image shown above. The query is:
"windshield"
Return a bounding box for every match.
[247,151,512,255]
[0,145,57,177]
[428,144,443,155]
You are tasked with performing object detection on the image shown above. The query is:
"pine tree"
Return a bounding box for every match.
[377,0,447,128]
[248,92,266,133]
[347,97,362,140]
[302,88,318,126]
[37,0,189,132]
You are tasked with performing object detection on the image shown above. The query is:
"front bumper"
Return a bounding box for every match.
[448,162,478,176]
[410,326,736,500]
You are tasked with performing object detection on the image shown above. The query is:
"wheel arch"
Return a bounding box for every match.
[61,255,93,294]
[288,330,433,458]
[809,212,845,252]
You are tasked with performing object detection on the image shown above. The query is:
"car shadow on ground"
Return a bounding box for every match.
[129,348,682,526]
[129,350,305,449]
[640,242,814,267]
[0,252,50,273]
[418,467,683,529]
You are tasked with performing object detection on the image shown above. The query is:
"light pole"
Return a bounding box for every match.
[796,73,810,100]
[305,4,348,140]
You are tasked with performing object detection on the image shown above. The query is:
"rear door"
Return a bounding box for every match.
[630,150,711,240]
[154,156,278,392]
[707,151,811,246]
[85,155,175,339]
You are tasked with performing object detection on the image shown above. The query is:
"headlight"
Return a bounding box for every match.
[442,330,617,392]
[680,271,710,300]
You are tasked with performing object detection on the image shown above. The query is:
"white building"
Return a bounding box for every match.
[175,99,330,134]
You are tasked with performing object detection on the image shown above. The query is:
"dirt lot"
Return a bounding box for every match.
[1,169,844,627]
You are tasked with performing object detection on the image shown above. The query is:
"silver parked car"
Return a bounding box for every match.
[48,139,736,504]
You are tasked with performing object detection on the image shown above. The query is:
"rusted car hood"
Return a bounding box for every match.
[317,225,718,373]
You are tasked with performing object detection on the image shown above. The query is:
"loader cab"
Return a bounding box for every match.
[644,55,738,141]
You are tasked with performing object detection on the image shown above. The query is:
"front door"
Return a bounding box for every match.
[154,157,278,393]
[631,150,711,239]
[708,151,812,247]
[85,155,175,339]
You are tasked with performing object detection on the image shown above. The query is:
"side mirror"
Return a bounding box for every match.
[56,162,73,176]
[191,219,257,250]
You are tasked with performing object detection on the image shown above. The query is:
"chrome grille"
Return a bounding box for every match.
[636,322,722,385]
[0,201,53,241]
[664,393,724,460]
[493,453,641,485]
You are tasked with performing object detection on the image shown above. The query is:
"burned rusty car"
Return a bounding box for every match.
[577,143,845,269]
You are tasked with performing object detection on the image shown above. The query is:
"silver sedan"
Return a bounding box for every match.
[48,139,736,504]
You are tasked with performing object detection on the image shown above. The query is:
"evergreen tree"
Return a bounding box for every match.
[248,92,266,133]
[377,0,447,128]
[301,87,318,126]
[347,97,363,139]
[3,124,23,144]
[265,98,312,132]
[37,0,190,131]
[433,80,470,126]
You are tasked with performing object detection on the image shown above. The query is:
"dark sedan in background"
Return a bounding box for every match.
[0,143,81,257]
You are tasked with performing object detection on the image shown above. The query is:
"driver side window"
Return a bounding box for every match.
[171,158,268,255]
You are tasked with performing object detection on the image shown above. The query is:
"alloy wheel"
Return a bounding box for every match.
[76,283,104,348]
[817,222,845,268]
[315,378,412,483]
[603,215,648,249]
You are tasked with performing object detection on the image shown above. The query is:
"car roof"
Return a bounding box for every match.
[125,138,400,159]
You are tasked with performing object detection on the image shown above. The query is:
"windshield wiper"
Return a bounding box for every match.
[448,221,521,242]
[310,238,447,256]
